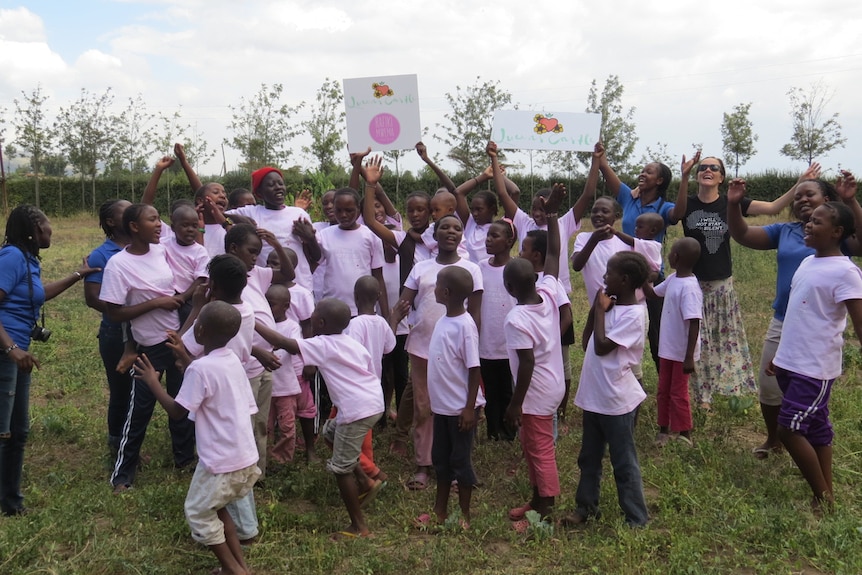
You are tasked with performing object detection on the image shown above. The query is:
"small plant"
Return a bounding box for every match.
[728,395,754,415]
[524,509,554,540]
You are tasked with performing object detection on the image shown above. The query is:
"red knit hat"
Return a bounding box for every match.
[251,167,283,194]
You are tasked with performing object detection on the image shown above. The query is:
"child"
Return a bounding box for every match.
[228,188,256,210]
[161,202,209,328]
[100,203,194,492]
[413,266,484,529]
[135,301,260,575]
[503,184,567,530]
[455,164,502,264]
[768,200,862,512]
[569,251,651,527]
[646,238,702,446]
[256,298,385,539]
[267,248,314,337]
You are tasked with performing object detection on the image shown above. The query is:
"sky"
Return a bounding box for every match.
[1,0,861,180]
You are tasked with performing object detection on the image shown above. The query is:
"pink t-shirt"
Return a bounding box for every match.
[420,225,470,260]
[204,223,226,258]
[99,244,179,346]
[271,318,303,397]
[176,348,259,474]
[654,273,702,363]
[463,215,491,264]
[633,238,662,303]
[297,334,384,424]
[243,266,277,364]
[182,301,261,379]
[345,314,396,380]
[229,205,315,290]
[161,236,210,294]
[576,304,647,416]
[573,233,630,305]
[403,258,483,360]
[317,225,385,315]
[514,207,581,293]
[478,258,516,360]
[287,283,314,326]
[427,313,485,416]
[504,275,565,416]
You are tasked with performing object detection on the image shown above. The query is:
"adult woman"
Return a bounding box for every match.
[597,143,674,371]
[668,153,795,409]
[728,168,862,457]
[0,205,97,516]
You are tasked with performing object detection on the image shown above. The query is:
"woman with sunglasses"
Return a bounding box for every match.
[667,152,795,411]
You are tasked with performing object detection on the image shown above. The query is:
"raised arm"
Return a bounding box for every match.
[174,143,203,194]
[835,170,862,256]
[258,228,296,284]
[488,141,518,219]
[254,321,301,355]
[746,163,821,216]
[140,156,174,206]
[543,183,565,279]
[596,142,623,196]
[349,146,371,191]
[416,142,455,193]
[727,178,773,250]
[667,150,701,224]
[454,165,492,222]
[571,143,603,222]
[361,156,398,248]
[44,263,99,301]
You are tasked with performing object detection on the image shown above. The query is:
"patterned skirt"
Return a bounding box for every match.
[690,277,756,404]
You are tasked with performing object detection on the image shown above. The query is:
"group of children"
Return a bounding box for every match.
[82,140,861,574]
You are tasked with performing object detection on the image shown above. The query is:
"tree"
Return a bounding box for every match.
[108,94,157,194]
[56,88,114,210]
[225,83,303,171]
[13,85,54,208]
[584,75,637,173]
[779,82,846,164]
[721,102,758,176]
[435,77,514,175]
[301,78,345,173]
[637,142,674,172]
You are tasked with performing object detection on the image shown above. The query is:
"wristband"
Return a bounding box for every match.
[74,271,82,280]
[2,343,18,354]
[198,227,206,234]
[221,217,233,229]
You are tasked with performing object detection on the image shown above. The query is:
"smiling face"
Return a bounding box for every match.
[372,198,387,224]
[255,172,286,208]
[433,215,463,253]
[590,197,617,228]
[792,181,829,223]
[803,204,841,250]
[202,183,228,213]
[696,157,725,188]
[530,196,547,227]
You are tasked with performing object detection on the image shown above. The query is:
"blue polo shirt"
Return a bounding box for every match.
[0,246,45,350]
[86,239,124,328]
[617,182,675,243]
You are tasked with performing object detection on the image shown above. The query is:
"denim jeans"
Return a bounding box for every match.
[98,323,133,450]
[110,341,195,487]
[575,409,649,526]
[0,354,30,514]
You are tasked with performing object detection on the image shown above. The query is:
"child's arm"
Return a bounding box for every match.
[571,144,603,222]
[361,157,399,248]
[467,291,483,335]
[596,141,623,197]
[667,150,701,224]
[103,296,183,323]
[349,146,372,191]
[559,302,573,336]
[416,142,456,194]
[748,165,808,216]
[571,227,613,272]
[727,178,773,249]
[683,318,700,374]
[292,219,321,272]
[582,300,596,351]
[178,282,209,335]
[505,348,534,429]
[542,183,566,278]
[133,354,188,420]
[590,291,618,356]
[846,299,862,349]
[454,165,493,223]
[459,365,482,431]
[115,322,138,374]
[174,143,203,194]
[642,281,660,300]
[835,170,862,256]
[140,156,174,205]
[613,228,635,247]
[254,322,301,355]
[372,267,390,321]
[389,299,410,333]
[258,229,296,284]
[488,141,518,219]
[251,344,282,371]
[165,330,193,373]
[177,277,205,305]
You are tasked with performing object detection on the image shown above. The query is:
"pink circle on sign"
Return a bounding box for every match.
[369,113,400,145]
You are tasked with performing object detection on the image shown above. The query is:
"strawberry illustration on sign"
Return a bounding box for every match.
[533,113,564,134]
[372,82,393,98]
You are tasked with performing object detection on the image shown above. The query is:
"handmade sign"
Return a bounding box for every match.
[343,74,421,152]
[491,110,602,151]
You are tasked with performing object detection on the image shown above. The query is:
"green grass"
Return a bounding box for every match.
[2,214,862,574]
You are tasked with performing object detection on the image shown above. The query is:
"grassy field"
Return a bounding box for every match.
[2,213,862,575]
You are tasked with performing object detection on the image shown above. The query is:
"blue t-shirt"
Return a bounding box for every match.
[0,246,45,350]
[764,221,851,321]
[617,182,675,243]
[86,239,123,327]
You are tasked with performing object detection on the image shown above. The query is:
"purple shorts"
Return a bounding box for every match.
[775,366,834,446]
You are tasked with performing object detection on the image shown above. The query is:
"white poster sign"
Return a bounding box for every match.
[343,74,421,152]
[491,110,602,151]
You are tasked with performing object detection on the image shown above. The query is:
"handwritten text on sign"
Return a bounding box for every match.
[491,110,602,152]
[343,74,421,152]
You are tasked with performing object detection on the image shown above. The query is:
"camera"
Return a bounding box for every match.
[30,325,51,343]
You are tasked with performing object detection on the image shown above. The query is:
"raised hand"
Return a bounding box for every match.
[835,170,857,202]
[681,150,702,177]
[173,143,187,162]
[350,146,372,167]
[596,290,615,313]
[543,183,566,214]
[727,178,747,205]
[486,140,498,158]
[799,161,822,183]
[294,188,312,211]
[415,141,429,161]
[156,156,174,171]
[363,155,384,185]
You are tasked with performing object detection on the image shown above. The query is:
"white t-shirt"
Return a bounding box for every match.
[463,215,491,264]
[243,266,278,366]
[478,258,516,359]
[317,225,385,315]
[427,313,486,416]
[773,255,862,379]
[576,304,647,416]
[572,233,630,305]
[504,275,565,416]
[311,221,334,301]
[403,258,483,360]
[345,314,396,380]
[654,273,702,362]
[513,207,581,293]
[297,334,384,424]
[271,317,303,397]
[161,236,210,294]
[99,244,179,347]
[182,301,261,379]
[382,246,409,336]
[633,238,662,303]
[287,283,314,326]
[420,225,470,260]
[228,205,315,290]
[176,348,259,474]
[204,223,226,258]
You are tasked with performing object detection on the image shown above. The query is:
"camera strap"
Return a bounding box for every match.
[18,247,44,329]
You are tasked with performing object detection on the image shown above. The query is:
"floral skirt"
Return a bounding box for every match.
[690,277,756,404]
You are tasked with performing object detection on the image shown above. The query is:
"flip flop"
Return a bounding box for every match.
[407,471,429,491]
[508,502,533,521]
[359,479,385,509]
[752,445,782,460]
[329,530,373,541]
[511,519,530,534]
[413,512,435,529]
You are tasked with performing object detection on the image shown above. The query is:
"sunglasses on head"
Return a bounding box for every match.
[698,164,721,173]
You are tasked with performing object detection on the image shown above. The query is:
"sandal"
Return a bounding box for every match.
[511,519,530,534]
[508,502,533,521]
[407,471,429,491]
[358,479,384,509]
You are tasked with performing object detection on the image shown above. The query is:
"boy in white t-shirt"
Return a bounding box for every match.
[256,298,385,539]
[416,266,484,530]
[267,248,314,337]
[645,238,702,447]
[161,202,209,327]
[569,251,651,527]
[135,301,260,575]
[502,184,567,530]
